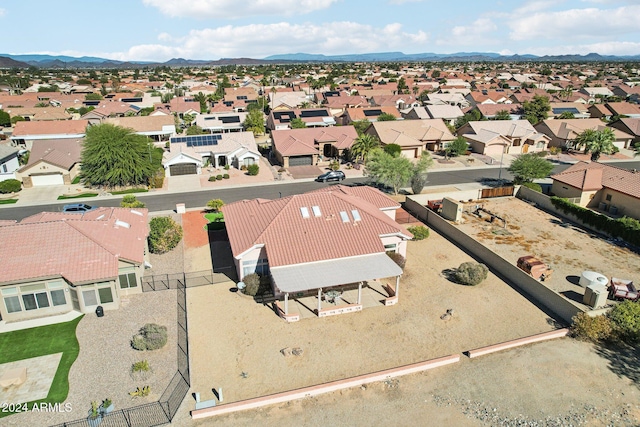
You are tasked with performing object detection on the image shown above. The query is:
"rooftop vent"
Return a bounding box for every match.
[311,205,321,217]
[300,207,310,219]
[339,211,349,223]
[115,220,131,229]
[130,210,143,216]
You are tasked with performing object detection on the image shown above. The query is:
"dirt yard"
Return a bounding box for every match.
[455,197,640,307]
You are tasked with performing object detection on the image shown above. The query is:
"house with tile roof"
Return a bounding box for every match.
[222,185,411,321]
[608,118,640,146]
[103,115,176,142]
[0,207,149,323]
[550,161,640,220]
[80,102,138,125]
[266,108,336,131]
[271,126,358,167]
[457,120,550,156]
[365,118,455,155]
[0,144,19,182]
[337,106,402,125]
[535,118,634,150]
[16,138,82,187]
[10,120,88,150]
[195,111,249,133]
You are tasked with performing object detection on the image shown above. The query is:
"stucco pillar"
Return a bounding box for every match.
[395,276,400,298]
[284,293,289,315]
[317,288,322,313]
[357,282,362,305]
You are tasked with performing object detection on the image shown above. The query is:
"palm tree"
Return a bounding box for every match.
[573,128,616,161]
[350,133,380,164]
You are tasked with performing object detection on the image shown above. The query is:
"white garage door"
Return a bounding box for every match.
[31,174,64,186]
[401,148,417,158]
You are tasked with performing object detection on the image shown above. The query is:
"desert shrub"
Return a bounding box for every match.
[120,194,146,208]
[407,225,429,240]
[520,182,542,193]
[549,146,562,155]
[131,360,151,373]
[224,164,230,170]
[206,198,224,212]
[148,216,183,254]
[570,312,613,342]
[383,143,402,157]
[240,165,248,171]
[609,300,640,343]
[329,160,340,171]
[0,179,21,193]
[387,252,406,269]
[454,262,488,286]
[243,273,261,296]
[223,174,230,179]
[247,164,259,176]
[131,323,168,351]
[149,172,164,189]
[208,176,216,182]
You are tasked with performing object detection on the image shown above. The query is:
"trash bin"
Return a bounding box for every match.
[95,305,104,317]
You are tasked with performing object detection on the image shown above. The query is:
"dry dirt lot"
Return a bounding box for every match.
[455,197,640,307]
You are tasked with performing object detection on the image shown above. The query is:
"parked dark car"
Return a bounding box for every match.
[316,170,345,182]
[62,203,97,213]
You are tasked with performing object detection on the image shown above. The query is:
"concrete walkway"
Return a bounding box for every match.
[0,310,83,333]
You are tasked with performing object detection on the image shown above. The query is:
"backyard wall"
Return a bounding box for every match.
[404,196,584,324]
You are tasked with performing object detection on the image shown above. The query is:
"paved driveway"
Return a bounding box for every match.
[287,165,322,179]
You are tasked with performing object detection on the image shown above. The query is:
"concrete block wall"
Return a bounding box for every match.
[405,196,584,324]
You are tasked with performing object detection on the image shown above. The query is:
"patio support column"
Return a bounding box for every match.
[317,288,322,313]
[284,293,289,315]
[395,276,400,298]
[357,282,362,305]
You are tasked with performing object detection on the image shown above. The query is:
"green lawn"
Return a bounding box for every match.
[204,212,225,231]
[111,188,149,195]
[0,315,83,417]
[0,199,18,204]
[57,193,99,200]
[71,176,81,184]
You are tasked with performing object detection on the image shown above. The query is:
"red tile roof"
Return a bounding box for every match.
[222,188,409,267]
[271,127,358,156]
[12,120,89,136]
[551,161,640,198]
[1,208,149,285]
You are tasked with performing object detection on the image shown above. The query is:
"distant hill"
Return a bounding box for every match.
[1,51,639,68]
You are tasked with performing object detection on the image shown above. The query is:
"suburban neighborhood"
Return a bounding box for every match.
[1,1,640,425]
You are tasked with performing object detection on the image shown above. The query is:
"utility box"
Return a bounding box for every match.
[583,284,607,308]
[441,197,463,222]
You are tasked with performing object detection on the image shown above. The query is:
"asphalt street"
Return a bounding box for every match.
[1,160,639,222]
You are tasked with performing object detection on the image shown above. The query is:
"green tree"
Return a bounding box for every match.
[186,125,206,135]
[148,216,183,254]
[609,300,640,342]
[573,128,616,161]
[206,199,224,212]
[507,153,554,183]
[352,119,371,136]
[244,109,265,136]
[290,117,306,129]
[410,153,434,195]
[0,110,10,127]
[522,95,550,125]
[454,109,483,129]
[350,133,380,164]
[80,124,156,188]
[445,137,469,158]
[120,194,145,208]
[365,148,413,195]
[557,111,575,119]
[377,112,396,122]
[85,93,103,101]
[383,143,402,157]
[396,77,408,94]
[493,110,512,120]
[193,92,208,113]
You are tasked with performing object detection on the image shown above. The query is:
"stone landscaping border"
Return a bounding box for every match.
[465,328,570,359]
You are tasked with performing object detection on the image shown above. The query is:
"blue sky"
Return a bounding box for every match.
[1,0,639,61]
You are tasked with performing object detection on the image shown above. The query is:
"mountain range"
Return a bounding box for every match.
[1,51,640,68]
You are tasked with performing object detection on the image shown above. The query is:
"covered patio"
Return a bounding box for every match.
[271,253,403,322]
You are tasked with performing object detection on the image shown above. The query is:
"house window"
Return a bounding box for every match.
[243,157,255,166]
[98,287,114,304]
[82,289,98,307]
[50,290,66,306]
[119,268,137,289]
[242,258,270,277]
[2,164,7,173]
[20,283,50,310]
[605,194,612,201]
[2,287,21,313]
[384,243,398,253]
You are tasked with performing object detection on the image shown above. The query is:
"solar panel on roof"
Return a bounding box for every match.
[300,110,329,118]
[173,134,220,147]
[83,100,100,106]
[120,97,142,103]
[364,109,383,117]
[220,116,241,124]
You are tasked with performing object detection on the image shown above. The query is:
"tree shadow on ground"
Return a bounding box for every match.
[594,341,640,389]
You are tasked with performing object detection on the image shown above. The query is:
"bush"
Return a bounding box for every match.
[131,323,167,351]
[223,174,230,179]
[570,312,613,342]
[454,262,488,286]
[149,173,164,189]
[387,252,406,269]
[407,225,429,240]
[216,174,223,180]
[208,176,216,182]
[148,216,183,254]
[609,300,640,343]
[120,194,146,208]
[206,199,224,212]
[0,179,22,194]
[247,164,259,176]
[243,273,261,296]
[329,160,340,171]
[549,146,562,155]
[520,182,542,192]
[131,360,151,373]
[383,143,402,157]
[224,164,230,170]
[240,165,248,171]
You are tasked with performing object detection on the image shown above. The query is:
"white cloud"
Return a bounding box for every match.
[0,8,6,17]
[525,41,640,56]
[509,5,640,41]
[142,0,338,19]
[451,18,497,38]
[100,21,428,61]
[387,0,425,4]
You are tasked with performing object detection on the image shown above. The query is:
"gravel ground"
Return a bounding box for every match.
[145,212,185,276]
[5,291,178,426]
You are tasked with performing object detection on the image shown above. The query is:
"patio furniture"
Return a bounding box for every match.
[0,367,27,388]
[324,290,342,304]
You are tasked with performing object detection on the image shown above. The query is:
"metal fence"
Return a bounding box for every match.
[51,278,190,427]
[141,269,230,292]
